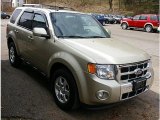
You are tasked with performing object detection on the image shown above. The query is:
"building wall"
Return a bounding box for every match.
[12,0,24,7]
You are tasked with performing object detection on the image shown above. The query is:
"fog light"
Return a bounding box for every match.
[145,72,151,78]
[96,90,109,100]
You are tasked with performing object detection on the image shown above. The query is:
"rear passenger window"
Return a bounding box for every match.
[139,16,147,20]
[18,12,34,30]
[150,15,158,21]
[10,9,22,23]
[32,14,47,29]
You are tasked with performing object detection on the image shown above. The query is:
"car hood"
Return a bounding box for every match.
[62,38,150,64]
[122,18,132,21]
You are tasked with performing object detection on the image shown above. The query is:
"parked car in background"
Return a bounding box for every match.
[91,14,107,25]
[104,14,115,24]
[113,15,124,24]
[1,12,10,19]
[121,14,159,32]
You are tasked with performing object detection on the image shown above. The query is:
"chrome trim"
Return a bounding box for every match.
[116,60,150,82]
[120,86,149,101]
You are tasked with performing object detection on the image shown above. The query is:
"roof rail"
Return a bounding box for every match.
[41,4,75,11]
[22,4,75,11]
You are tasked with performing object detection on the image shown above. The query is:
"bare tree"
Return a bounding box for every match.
[108,0,113,11]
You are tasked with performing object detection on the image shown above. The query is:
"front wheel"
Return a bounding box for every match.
[8,42,21,67]
[51,68,79,110]
[145,25,153,33]
[6,16,10,19]
[121,23,128,29]
[102,21,105,26]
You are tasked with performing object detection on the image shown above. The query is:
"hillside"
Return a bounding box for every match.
[20,0,160,15]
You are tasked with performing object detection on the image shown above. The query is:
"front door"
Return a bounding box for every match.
[131,15,140,27]
[27,12,51,72]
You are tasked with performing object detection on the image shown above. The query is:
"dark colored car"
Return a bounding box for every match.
[121,14,159,32]
[1,12,10,19]
[91,14,107,25]
[113,15,124,24]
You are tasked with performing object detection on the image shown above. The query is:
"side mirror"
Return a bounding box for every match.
[33,27,50,38]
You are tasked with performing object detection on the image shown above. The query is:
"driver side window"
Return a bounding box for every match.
[133,15,140,20]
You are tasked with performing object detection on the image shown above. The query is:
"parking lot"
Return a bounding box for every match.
[1,19,159,120]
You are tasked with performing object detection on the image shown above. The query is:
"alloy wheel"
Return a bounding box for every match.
[55,76,70,103]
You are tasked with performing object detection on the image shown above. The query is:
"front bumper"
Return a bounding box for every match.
[82,70,153,105]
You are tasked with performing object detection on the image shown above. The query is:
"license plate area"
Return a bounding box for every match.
[132,79,146,91]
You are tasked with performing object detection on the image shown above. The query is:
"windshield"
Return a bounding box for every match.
[50,12,110,38]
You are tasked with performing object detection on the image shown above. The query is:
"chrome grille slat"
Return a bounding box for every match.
[120,67,149,75]
[117,60,149,82]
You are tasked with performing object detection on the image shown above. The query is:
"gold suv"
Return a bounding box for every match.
[7,7,154,110]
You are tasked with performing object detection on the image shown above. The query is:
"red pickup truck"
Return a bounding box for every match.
[121,14,159,32]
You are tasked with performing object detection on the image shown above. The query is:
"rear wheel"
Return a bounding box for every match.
[105,20,109,24]
[51,68,79,110]
[8,42,21,67]
[121,23,128,29]
[145,25,153,33]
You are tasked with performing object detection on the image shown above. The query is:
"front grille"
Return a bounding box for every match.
[118,60,149,82]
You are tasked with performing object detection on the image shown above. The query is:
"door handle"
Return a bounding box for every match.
[14,29,18,33]
[28,36,33,40]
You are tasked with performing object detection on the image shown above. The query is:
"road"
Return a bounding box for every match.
[1,19,159,120]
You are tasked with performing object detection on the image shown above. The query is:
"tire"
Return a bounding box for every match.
[102,21,105,26]
[6,16,10,19]
[105,20,109,24]
[121,23,128,29]
[145,25,153,33]
[51,68,79,110]
[8,42,21,67]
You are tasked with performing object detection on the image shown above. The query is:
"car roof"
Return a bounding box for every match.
[137,14,158,16]
[16,7,82,14]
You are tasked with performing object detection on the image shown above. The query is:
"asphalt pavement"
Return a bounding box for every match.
[1,19,159,120]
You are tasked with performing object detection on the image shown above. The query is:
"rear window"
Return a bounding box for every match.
[18,11,34,30]
[10,9,22,24]
[139,15,147,20]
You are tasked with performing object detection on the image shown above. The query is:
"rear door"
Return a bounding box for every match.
[137,15,148,28]
[8,9,22,53]
[16,10,34,60]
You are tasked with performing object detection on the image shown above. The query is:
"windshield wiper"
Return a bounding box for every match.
[86,36,106,38]
[57,35,85,38]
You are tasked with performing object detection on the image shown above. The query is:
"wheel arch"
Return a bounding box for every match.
[7,35,20,55]
[48,52,89,103]
[144,23,153,28]
[121,21,129,26]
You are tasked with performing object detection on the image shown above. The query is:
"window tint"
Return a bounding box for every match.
[10,9,22,23]
[139,15,147,20]
[133,15,140,20]
[150,15,158,21]
[32,14,47,29]
[18,12,34,30]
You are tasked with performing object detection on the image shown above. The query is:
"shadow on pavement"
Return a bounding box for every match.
[1,60,159,120]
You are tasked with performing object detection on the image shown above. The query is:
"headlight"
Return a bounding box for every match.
[88,63,116,80]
